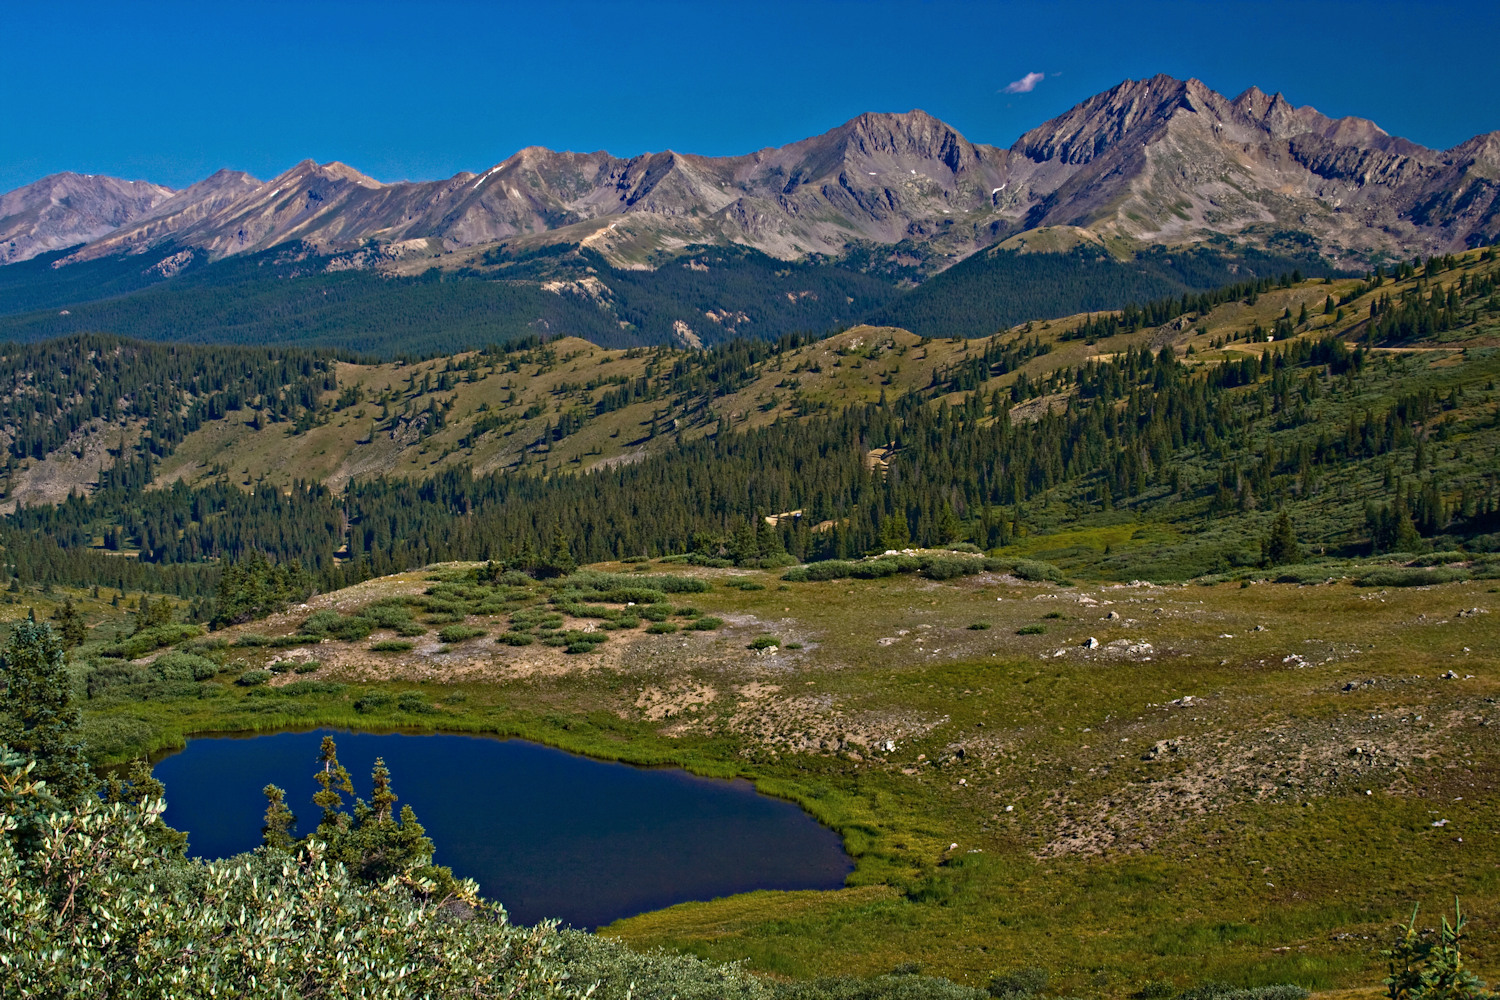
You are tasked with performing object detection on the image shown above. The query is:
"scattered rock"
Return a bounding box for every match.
[1083,636,1100,649]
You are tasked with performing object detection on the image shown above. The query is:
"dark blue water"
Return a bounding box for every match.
[153,729,852,928]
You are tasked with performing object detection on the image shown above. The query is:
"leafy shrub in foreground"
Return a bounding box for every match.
[0,748,574,996]
[236,670,272,686]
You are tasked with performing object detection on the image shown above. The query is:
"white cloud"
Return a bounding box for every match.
[1003,72,1045,94]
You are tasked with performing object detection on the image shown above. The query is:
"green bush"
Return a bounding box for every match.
[437,624,487,644]
[151,651,221,681]
[394,622,428,637]
[1355,567,1470,587]
[1016,624,1047,635]
[748,636,780,650]
[397,691,437,713]
[362,602,416,629]
[293,660,322,673]
[968,622,991,630]
[1009,559,1069,584]
[638,605,673,622]
[278,680,345,697]
[99,624,202,660]
[268,634,319,648]
[688,616,723,631]
[353,691,392,713]
[236,670,272,687]
[646,622,679,634]
[234,633,269,647]
[370,640,414,652]
[988,967,1048,998]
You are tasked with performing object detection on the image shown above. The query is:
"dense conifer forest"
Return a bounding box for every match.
[0,235,1335,356]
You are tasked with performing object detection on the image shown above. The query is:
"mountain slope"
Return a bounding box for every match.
[0,172,175,264]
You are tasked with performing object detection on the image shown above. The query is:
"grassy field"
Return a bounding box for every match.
[41,549,1499,996]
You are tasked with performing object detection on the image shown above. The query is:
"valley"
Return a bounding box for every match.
[4,45,1500,997]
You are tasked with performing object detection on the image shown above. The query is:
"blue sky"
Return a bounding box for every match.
[3,0,1497,192]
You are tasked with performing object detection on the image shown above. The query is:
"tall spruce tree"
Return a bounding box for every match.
[0,614,91,802]
[312,736,354,834]
[262,784,297,851]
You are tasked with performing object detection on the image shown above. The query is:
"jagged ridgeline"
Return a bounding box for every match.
[4,248,1498,597]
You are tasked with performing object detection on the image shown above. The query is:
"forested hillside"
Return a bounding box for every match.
[0,231,1338,356]
[3,248,1497,603]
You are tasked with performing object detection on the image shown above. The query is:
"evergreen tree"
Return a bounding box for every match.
[52,598,87,649]
[371,757,396,824]
[312,736,354,834]
[261,784,297,851]
[1264,511,1302,566]
[0,615,91,803]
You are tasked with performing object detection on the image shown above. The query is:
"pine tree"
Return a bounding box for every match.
[52,598,87,649]
[261,784,297,850]
[0,615,91,802]
[371,758,396,824]
[312,736,354,834]
[1264,511,1302,565]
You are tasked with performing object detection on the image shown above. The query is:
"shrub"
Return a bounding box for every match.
[1042,611,1063,619]
[688,617,723,631]
[1355,567,1470,587]
[293,659,322,673]
[1009,559,1068,584]
[371,640,414,652]
[362,603,415,629]
[236,670,272,687]
[397,691,437,713]
[989,967,1049,998]
[646,622,679,634]
[278,680,345,696]
[748,636,780,650]
[100,624,202,660]
[234,633,270,647]
[437,625,487,644]
[152,651,221,681]
[637,605,673,622]
[394,623,428,637]
[564,571,709,594]
[268,634,319,648]
[353,691,392,713]
[968,622,991,630]
[1016,624,1047,635]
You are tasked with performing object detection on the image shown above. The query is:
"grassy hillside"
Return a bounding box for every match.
[4,247,1499,601]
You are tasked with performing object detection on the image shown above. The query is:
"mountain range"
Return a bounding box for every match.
[4,75,1497,276]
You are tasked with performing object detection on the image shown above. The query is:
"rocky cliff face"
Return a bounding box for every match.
[0,173,175,264]
[8,76,1498,270]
